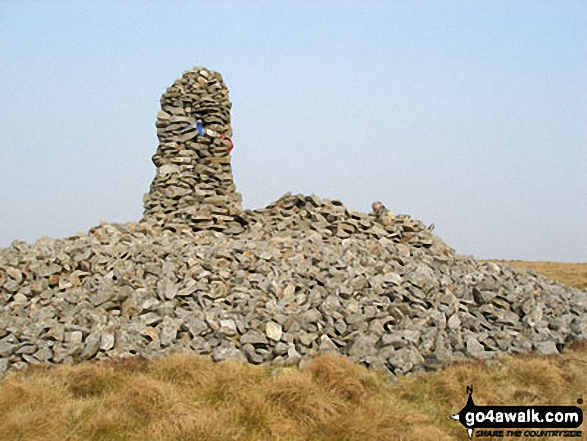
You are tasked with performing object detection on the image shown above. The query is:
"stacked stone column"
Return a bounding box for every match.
[142,67,245,233]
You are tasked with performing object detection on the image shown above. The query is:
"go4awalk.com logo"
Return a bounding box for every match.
[450,386,584,438]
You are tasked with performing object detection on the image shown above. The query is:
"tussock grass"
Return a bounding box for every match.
[0,343,585,441]
[489,260,587,290]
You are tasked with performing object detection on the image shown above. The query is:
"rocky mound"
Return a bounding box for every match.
[0,67,585,380]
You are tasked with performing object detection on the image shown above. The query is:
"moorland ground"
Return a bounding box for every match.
[488,260,587,291]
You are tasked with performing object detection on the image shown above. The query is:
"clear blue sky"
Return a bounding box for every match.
[1,1,586,262]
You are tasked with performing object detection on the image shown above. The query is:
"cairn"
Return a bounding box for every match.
[142,67,246,234]
[0,66,585,381]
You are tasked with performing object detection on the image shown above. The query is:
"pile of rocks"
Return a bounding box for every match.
[0,67,585,380]
[1,212,585,380]
[142,67,245,234]
[243,192,438,249]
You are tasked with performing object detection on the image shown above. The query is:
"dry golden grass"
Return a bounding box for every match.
[489,260,587,290]
[0,341,585,441]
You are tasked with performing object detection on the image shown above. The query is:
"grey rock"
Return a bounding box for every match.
[81,333,101,360]
[15,345,36,355]
[273,341,289,356]
[5,267,23,284]
[92,288,115,307]
[242,343,264,365]
[13,293,28,303]
[240,330,268,346]
[300,308,322,326]
[11,361,28,370]
[46,326,65,342]
[163,280,178,300]
[465,336,486,358]
[379,334,408,350]
[212,342,246,362]
[159,317,180,347]
[334,319,347,335]
[0,339,15,357]
[141,298,160,313]
[535,340,559,355]
[387,346,425,375]
[407,265,435,289]
[296,331,315,347]
[318,335,338,353]
[141,312,163,326]
[286,346,302,365]
[219,319,237,336]
[182,317,209,338]
[447,314,461,330]
[33,346,53,362]
[100,330,115,351]
[3,279,20,293]
[383,272,402,286]
[401,330,421,344]
[22,354,40,364]
[348,335,378,360]
[0,358,9,377]
[69,331,83,344]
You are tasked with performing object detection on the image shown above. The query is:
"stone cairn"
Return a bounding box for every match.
[0,67,586,381]
[142,67,246,234]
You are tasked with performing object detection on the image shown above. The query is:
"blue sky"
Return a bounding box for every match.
[1,1,585,261]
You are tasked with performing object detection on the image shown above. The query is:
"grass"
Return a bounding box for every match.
[0,341,585,441]
[487,260,587,290]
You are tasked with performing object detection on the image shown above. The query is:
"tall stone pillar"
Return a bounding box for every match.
[142,67,245,233]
